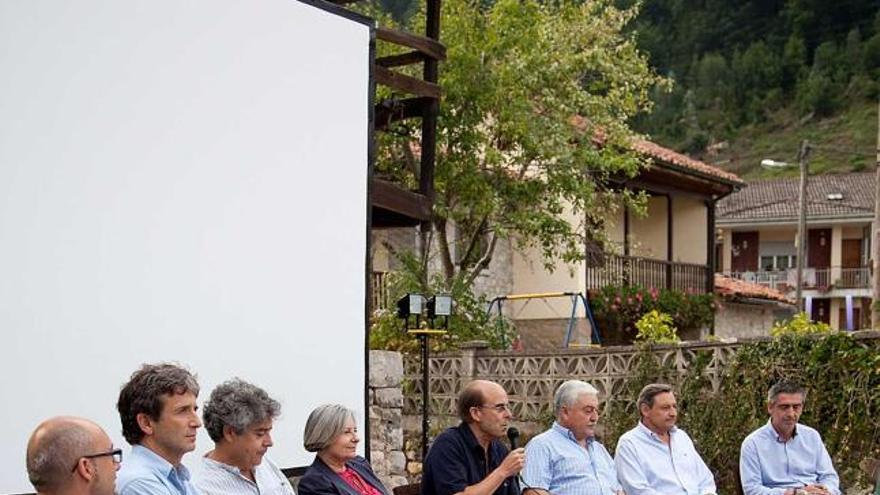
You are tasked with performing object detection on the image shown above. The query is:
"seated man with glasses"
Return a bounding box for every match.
[26,416,122,495]
[422,380,525,495]
[522,380,623,495]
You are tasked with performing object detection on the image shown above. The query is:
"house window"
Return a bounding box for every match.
[760,254,795,271]
[776,255,795,269]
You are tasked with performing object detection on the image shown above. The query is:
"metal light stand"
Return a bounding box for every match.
[397,294,451,460]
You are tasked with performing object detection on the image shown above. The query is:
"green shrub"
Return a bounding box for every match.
[635,310,679,344]
[770,312,832,337]
[369,251,514,353]
[601,333,880,494]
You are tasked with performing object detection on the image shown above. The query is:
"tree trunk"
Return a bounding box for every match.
[434,216,456,283]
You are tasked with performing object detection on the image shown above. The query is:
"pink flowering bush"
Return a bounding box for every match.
[589,285,715,345]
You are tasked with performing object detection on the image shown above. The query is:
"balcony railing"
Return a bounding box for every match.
[371,271,390,310]
[724,266,871,291]
[586,253,710,294]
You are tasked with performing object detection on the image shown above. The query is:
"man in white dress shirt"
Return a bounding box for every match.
[614,383,716,495]
[196,379,295,495]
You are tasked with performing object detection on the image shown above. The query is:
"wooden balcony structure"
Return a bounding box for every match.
[327,0,444,228]
[586,253,711,294]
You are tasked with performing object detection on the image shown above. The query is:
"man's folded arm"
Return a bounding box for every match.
[814,441,840,495]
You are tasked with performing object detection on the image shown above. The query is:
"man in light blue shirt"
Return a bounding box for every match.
[116,363,203,495]
[739,381,840,495]
[614,383,716,495]
[522,380,623,495]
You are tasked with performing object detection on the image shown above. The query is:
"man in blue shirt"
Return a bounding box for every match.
[116,363,203,495]
[522,380,622,495]
[614,383,716,495]
[739,381,840,495]
[422,380,524,495]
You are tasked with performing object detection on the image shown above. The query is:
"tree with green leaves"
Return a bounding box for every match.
[377,0,665,291]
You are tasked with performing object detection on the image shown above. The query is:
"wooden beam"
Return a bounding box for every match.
[706,199,716,296]
[376,51,426,68]
[420,0,441,226]
[612,170,720,200]
[375,97,432,130]
[371,178,432,224]
[666,195,673,290]
[375,66,441,99]
[377,27,446,61]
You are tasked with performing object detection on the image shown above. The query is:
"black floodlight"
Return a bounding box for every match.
[427,294,453,318]
[396,293,424,319]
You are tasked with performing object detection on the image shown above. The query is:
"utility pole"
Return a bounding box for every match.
[795,140,810,313]
[872,99,880,329]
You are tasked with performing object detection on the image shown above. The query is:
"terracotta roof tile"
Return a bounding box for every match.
[632,139,744,185]
[569,116,743,186]
[715,274,794,304]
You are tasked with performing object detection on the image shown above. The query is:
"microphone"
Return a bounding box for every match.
[507,426,520,449]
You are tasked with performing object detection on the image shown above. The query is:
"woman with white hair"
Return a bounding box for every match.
[298,404,390,495]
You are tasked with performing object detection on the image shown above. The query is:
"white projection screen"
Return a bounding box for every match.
[0,0,373,492]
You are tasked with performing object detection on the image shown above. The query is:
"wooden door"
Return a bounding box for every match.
[731,231,759,272]
[812,299,831,324]
[841,239,864,287]
[807,229,831,268]
[838,306,861,330]
[842,239,862,267]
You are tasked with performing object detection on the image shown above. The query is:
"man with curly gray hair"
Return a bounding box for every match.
[195,379,295,495]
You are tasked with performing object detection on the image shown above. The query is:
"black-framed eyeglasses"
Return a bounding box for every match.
[71,449,123,472]
[476,403,511,413]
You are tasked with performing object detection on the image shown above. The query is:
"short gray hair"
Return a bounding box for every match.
[26,419,94,491]
[554,380,599,414]
[637,383,674,416]
[203,379,281,442]
[303,404,355,452]
[767,380,806,404]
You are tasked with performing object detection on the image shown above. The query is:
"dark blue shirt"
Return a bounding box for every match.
[422,423,519,495]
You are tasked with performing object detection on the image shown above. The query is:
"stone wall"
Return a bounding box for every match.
[368,350,408,489]
[372,228,418,272]
[714,301,795,339]
[513,317,593,350]
[471,237,514,305]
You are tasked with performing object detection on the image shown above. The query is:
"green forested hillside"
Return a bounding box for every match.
[371,0,880,178]
[622,0,880,177]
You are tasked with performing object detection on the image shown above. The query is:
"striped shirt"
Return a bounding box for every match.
[196,455,296,495]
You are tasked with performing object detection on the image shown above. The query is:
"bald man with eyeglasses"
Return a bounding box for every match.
[422,380,525,495]
[26,416,122,495]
